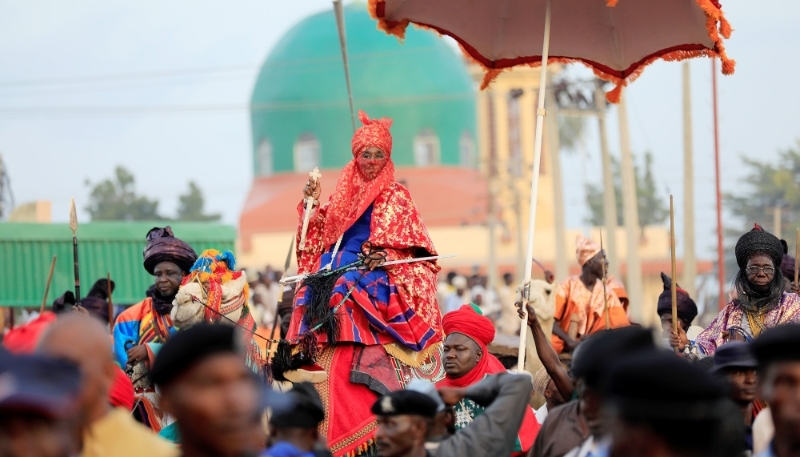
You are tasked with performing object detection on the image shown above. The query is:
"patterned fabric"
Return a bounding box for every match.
[291,205,439,351]
[113,297,176,432]
[321,110,396,248]
[575,235,601,266]
[695,292,800,355]
[295,182,442,341]
[550,276,629,353]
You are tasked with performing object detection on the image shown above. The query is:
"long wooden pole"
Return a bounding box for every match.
[39,255,57,314]
[712,59,725,311]
[600,230,610,330]
[333,0,356,133]
[682,62,697,298]
[595,83,620,280]
[518,0,553,372]
[670,195,679,354]
[794,229,799,287]
[107,272,114,331]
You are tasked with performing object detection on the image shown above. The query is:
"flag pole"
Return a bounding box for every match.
[518,0,552,372]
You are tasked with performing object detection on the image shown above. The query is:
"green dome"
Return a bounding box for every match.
[250,2,476,175]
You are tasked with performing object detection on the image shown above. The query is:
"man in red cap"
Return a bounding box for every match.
[437,305,538,455]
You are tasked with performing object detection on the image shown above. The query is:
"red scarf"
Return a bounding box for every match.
[321,110,395,247]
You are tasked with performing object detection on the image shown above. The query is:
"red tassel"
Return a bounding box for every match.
[605,84,622,104]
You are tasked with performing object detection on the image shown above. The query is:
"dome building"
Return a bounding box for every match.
[239,3,487,264]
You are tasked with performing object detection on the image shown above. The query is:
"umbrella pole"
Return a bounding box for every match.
[333,0,357,133]
[518,0,552,372]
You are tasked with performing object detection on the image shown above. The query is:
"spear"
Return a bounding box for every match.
[107,272,114,331]
[600,230,610,330]
[670,195,679,354]
[69,198,81,307]
[39,255,57,314]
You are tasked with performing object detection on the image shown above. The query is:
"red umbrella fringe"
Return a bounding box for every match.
[369,0,734,104]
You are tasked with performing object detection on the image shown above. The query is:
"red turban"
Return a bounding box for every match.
[109,366,135,410]
[321,110,396,247]
[437,305,506,388]
[351,110,393,157]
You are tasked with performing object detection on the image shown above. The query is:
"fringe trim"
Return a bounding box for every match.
[368,0,735,104]
[342,439,377,457]
[382,341,442,368]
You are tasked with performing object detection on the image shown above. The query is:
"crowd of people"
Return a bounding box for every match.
[2,110,800,457]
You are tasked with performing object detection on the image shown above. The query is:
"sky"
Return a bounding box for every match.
[1,1,799,260]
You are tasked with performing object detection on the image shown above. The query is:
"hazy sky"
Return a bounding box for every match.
[1,1,798,259]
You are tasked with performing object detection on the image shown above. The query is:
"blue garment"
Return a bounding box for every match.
[755,442,776,457]
[262,442,315,457]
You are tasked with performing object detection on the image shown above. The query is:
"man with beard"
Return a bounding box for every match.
[683,225,800,356]
[550,236,629,354]
[113,226,197,431]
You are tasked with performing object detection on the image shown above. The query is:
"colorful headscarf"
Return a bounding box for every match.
[143,226,198,275]
[576,234,601,267]
[438,305,506,388]
[321,110,396,248]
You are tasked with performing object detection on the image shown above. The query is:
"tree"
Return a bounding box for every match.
[725,142,800,234]
[585,151,669,227]
[176,181,221,222]
[85,166,163,221]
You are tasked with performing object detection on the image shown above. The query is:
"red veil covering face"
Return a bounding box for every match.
[437,305,539,455]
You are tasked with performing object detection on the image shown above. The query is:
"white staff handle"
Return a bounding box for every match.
[299,167,322,251]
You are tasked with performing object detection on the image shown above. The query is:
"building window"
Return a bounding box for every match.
[413,129,440,167]
[294,133,320,172]
[258,139,273,176]
[459,131,476,168]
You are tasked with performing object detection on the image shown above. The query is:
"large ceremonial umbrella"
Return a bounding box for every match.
[368,0,734,368]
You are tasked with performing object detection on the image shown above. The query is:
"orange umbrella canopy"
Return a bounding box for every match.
[369,0,734,102]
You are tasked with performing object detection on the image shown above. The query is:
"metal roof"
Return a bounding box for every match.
[0,222,236,307]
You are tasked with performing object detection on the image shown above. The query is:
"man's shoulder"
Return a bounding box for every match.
[116,298,151,321]
[545,400,579,420]
[87,409,178,457]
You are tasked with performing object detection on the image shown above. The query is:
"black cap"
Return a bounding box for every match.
[150,323,242,387]
[604,351,725,420]
[371,390,438,419]
[270,382,324,428]
[571,327,656,388]
[0,349,81,418]
[752,323,800,369]
[711,342,758,373]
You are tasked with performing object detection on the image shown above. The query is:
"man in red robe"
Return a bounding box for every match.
[437,304,539,455]
[279,110,444,457]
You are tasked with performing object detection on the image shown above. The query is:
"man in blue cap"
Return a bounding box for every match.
[712,341,759,452]
[0,349,82,457]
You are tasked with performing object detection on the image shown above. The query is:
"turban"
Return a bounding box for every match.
[351,109,393,157]
[533,367,551,397]
[109,365,135,410]
[438,305,506,388]
[576,234,601,267]
[143,226,198,275]
[734,224,783,271]
[656,272,698,325]
[780,254,796,280]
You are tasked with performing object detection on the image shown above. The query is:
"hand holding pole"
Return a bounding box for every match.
[299,168,322,251]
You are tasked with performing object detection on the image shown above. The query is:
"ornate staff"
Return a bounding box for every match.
[299,167,322,251]
[39,255,57,314]
[69,198,81,307]
[107,272,114,331]
[600,230,610,330]
[268,236,296,359]
[669,195,679,353]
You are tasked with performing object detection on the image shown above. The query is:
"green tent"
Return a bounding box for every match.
[0,222,235,307]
